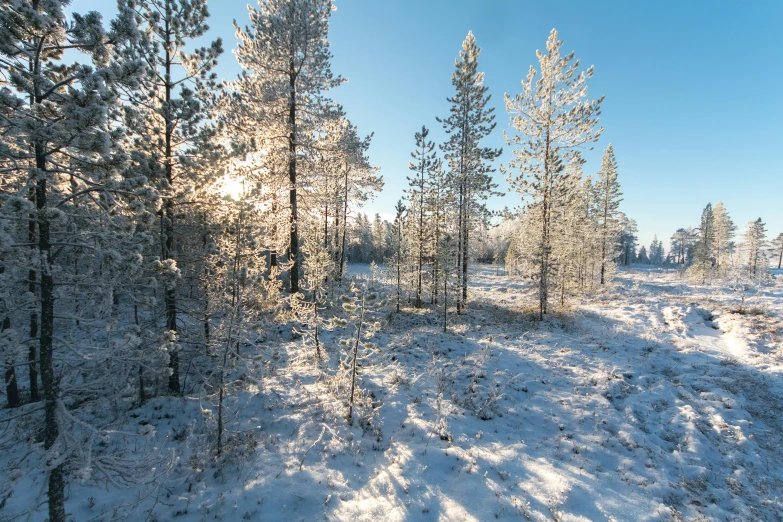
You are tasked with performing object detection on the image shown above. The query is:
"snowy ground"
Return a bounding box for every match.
[3,265,783,521]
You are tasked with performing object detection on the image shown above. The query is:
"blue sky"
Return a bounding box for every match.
[71,0,783,249]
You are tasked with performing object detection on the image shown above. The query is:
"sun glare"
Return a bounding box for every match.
[220,176,245,201]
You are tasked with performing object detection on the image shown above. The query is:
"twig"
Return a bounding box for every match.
[299,425,326,471]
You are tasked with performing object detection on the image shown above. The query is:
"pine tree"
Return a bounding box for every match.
[393,201,406,313]
[121,0,223,395]
[711,201,736,276]
[232,0,342,293]
[637,245,649,264]
[617,214,637,267]
[0,3,154,519]
[744,218,767,279]
[407,126,438,308]
[503,29,603,318]
[691,203,715,282]
[649,235,665,265]
[427,160,449,304]
[438,31,501,313]
[774,232,783,270]
[593,144,622,283]
[670,228,697,266]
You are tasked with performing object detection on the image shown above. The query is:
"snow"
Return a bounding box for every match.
[3,264,783,521]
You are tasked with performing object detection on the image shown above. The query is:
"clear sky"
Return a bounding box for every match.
[70,0,783,249]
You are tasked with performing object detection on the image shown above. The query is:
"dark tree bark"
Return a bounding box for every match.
[36,154,65,522]
[288,64,300,293]
[339,163,349,285]
[163,9,180,394]
[3,316,19,408]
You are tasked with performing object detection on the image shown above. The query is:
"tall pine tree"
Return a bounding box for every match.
[504,29,603,318]
[438,31,501,313]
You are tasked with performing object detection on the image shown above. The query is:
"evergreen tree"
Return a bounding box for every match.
[649,235,665,265]
[121,0,223,394]
[744,218,767,279]
[438,31,501,313]
[774,232,783,270]
[593,144,622,282]
[407,125,438,308]
[617,214,638,267]
[503,29,603,318]
[232,0,342,293]
[393,201,406,312]
[0,3,152,519]
[690,203,715,282]
[712,201,736,276]
[670,227,697,266]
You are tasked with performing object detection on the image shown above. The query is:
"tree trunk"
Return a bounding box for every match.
[164,12,180,394]
[461,183,469,308]
[347,294,365,424]
[396,223,401,313]
[538,130,554,320]
[28,197,39,403]
[3,316,19,408]
[288,66,300,293]
[416,165,424,308]
[339,163,349,285]
[456,183,463,314]
[270,199,278,269]
[36,166,65,522]
[443,266,448,333]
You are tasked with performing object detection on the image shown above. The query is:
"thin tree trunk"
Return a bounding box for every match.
[270,199,278,269]
[3,316,19,408]
[456,183,463,314]
[163,11,180,394]
[339,163,349,285]
[416,163,424,308]
[28,195,40,403]
[396,223,401,313]
[462,184,469,308]
[347,294,365,424]
[443,267,448,333]
[539,131,551,320]
[288,65,300,293]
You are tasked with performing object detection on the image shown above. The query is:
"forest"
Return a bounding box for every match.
[1,1,782,521]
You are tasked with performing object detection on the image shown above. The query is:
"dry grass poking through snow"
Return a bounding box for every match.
[3,265,783,521]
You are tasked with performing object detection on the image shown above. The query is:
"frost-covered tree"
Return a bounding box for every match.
[649,235,665,265]
[617,214,637,267]
[0,2,165,519]
[426,160,449,304]
[670,227,697,266]
[503,29,603,318]
[393,200,406,312]
[438,31,501,313]
[712,201,736,275]
[232,0,342,293]
[121,0,223,394]
[637,245,649,264]
[407,125,438,308]
[774,232,783,270]
[593,144,622,282]
[743,218,767,279]
[333,283,386,425]
[690,203,715,282]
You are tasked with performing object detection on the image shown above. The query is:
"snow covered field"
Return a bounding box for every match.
[3,265,782,521]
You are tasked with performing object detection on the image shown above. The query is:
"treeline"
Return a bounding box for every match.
[661,203,780,283]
